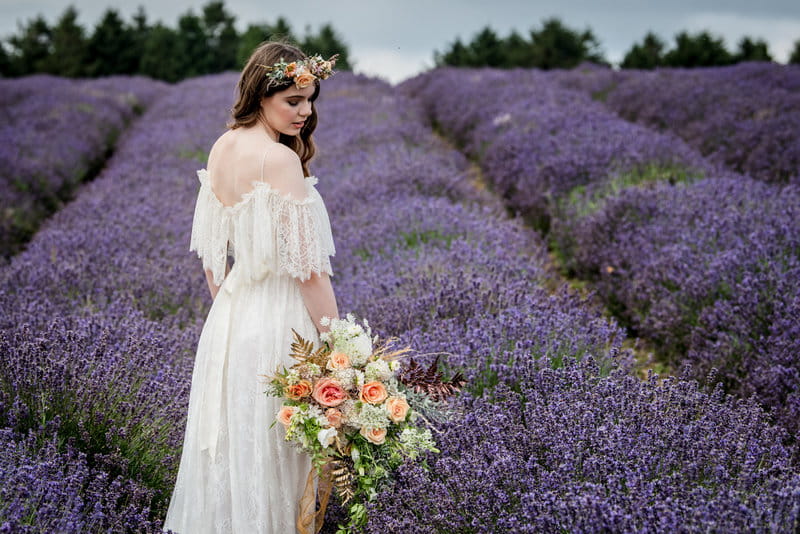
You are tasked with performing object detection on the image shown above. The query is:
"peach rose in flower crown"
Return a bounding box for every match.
[294,67,316,89]
[325,408,343,428]
[327,351,351,371]
[384,396,410,423]
[359,381,388,404]
[312,378,348,407]
[360,426,387,445]
[285,379,312,400]
[277,405,297,427]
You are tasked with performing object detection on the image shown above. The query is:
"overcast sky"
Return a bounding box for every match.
[2,0,799,84]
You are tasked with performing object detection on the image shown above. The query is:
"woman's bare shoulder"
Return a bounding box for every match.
[207,129,237,167]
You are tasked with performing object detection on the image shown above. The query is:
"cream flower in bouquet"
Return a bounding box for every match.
[264,314,464,533]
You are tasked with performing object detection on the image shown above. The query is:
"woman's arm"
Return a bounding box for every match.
[203,258,231,300]
[297,272,338,333]
[204,269,221,300]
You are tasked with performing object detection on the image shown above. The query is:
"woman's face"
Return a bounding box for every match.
[260,84,316,140]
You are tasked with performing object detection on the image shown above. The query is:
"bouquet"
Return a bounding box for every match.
[265,314,464,533]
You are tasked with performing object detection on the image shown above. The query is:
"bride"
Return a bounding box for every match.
[163,40,339,533]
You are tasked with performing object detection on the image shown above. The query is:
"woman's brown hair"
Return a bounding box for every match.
[230,40,320,177]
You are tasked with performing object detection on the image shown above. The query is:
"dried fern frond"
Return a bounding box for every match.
[327,458,356,505]
[399,355,466,401]
[289,329,331,367]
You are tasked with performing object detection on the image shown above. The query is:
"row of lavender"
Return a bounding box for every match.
[1,71,798,531]
[555,61,800,184]
[0,75,168,260]
[399,67,800,439]
[316,76,800,531]
[0,74,233,531]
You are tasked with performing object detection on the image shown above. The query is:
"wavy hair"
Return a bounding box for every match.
[230,40,320,176]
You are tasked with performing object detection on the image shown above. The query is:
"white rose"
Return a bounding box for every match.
[365,360,391,382]
[317,427,338,448]
[354,334,373,358]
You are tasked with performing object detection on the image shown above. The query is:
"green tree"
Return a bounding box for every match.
[87,9,138,75]
[468,27,505,67]
[0,43,10,76]
[791,39,800,64]
[433,37,471,67]
[139,23,183,82]
[621,31,665,69]
[301,23,352,70]
[6,15,52,75]
[237,18,297,67]
[663,30,732,67]
[202,1,238,72]
[176,10,208,77]
[529,18,607,69]
[504,30,534,68]
[734,36,772,62]
[130,6,151,67]
[45,5,87,77]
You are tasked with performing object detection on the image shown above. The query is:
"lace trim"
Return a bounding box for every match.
[190,169,335,285]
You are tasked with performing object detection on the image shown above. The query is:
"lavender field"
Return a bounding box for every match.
[0,75,168,260]
[1,65,799,532]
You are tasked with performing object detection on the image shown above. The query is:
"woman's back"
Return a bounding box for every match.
[207,127,309,208]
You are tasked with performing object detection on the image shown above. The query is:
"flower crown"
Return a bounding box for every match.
[260,53,339,89]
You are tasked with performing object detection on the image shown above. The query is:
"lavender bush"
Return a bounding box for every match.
[0,428,161,533]
[365,360,800,533]
[565,176,800,435]
[403,66,800,437]
[400,67,715,231]
[0,74,168,259]
[595,63,800,183]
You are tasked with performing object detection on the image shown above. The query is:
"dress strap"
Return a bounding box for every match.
[260,149,269,183]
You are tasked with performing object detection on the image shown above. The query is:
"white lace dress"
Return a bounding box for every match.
[163,168,335,533]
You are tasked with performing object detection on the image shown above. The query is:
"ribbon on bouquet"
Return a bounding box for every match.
[296,463,334,534]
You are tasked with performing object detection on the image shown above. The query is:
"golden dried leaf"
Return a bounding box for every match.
[288,329,331,367]
[328,458,356,505]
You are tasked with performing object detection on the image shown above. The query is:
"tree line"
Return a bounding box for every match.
[3,3,800,81]
[435,18,800,69]
[0,1,351,82]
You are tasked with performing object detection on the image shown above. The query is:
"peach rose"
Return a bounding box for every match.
[285,379,312,400]
[294,72,316,88]
[384,396,410,423]
[284,62,297,76]
[327,351,351,370]
[325,408,343,428]
[359,381,388,405]
[277,405,297,427]
[312,378,348,407]
[360,426,387,445]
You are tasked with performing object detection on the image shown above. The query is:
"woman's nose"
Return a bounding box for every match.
[300,101,312,117]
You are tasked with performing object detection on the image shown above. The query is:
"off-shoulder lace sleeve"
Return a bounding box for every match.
[189,169,335,286]
[189,170,230,286]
